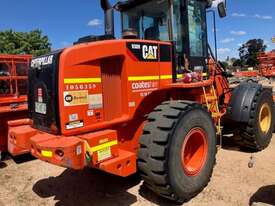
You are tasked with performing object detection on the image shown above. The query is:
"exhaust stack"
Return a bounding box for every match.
[100,0,114,37]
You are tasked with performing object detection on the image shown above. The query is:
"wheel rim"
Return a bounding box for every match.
[181,128,208,176]
[259,103,272,134]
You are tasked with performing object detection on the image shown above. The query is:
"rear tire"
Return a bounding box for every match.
[236,88,274,151]
[0,151,7,161]
[137,101,217,203]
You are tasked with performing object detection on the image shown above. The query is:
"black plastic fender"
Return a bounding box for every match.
[226,82,272,123]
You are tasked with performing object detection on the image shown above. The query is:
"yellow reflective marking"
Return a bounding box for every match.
[128,76,160,81]
[160,75,173,80]
[91,140,118,152]
[128,73,207,82]
[64,78,101,84]
[84,141,93,155]
[41,150,53,158]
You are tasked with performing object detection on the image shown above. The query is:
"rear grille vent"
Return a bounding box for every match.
[101,58,123,121]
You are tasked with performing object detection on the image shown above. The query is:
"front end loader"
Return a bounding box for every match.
[8,0,274,203]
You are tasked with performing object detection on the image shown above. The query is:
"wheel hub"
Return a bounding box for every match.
[259,103,272,134]
[181,128,208,176]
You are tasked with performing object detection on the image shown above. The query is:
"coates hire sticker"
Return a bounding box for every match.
[64,90,88,107]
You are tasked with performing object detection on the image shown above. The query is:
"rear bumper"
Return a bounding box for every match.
[30,134,85,169]
[8,119,33,156]
[9,123,136,177]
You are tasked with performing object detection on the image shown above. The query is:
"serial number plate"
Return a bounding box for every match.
[35,102,47,114]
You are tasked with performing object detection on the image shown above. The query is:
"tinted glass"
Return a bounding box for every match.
[188,0,207,57]
[122,0,170,41]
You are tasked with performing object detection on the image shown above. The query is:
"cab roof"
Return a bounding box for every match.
[115,0,211,11]
[115,0,158,11]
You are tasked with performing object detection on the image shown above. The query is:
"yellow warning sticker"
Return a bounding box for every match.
[41,150,53,158]
[97,147,111,162]
[91,140,118,152]
[64,90,88,107]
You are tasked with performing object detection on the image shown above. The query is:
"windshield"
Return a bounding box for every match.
[122,0,170,41]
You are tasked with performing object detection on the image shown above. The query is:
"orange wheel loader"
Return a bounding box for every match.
[8,0,274,203]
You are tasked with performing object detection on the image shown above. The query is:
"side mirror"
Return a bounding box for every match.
[218,2,227,18]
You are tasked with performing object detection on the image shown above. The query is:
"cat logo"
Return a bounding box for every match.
[142,45,158,60]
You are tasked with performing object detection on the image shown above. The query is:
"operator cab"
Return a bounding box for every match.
[116,0,224,78]
[120,0,170,41]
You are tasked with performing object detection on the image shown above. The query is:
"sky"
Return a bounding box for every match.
[0,0,274,60]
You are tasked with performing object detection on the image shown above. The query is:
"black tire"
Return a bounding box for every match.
[0,151,7,161]
[137,101,217,203]
[235,88,274,151]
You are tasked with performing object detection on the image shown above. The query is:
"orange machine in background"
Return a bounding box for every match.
[0,54,32,159]
[231,51,275,79]
[233,70,259,78]
[258,51,275,78]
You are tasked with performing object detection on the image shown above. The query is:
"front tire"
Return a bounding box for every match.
[137,101,217,203]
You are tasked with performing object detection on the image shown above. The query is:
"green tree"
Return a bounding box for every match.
[238,39,267,67]
[233,59,244,67]
[219,61,229,69]
[0,29,51,57]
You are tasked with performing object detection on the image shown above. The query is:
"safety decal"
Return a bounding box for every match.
[87,110,94,117]
[64,90,88,106]
[66,120,84,130]
[69,113,78,122]
[76,145,82,156]
[97,147,112,162]
[37,88,43,103]
[88,94,103,109]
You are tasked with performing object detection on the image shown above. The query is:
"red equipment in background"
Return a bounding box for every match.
[233,70,259,78]
[231,51,275,79]
[0,54,32,158]
[258,51,275,78]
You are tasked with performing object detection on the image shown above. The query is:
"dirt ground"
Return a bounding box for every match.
[1,136,275,206]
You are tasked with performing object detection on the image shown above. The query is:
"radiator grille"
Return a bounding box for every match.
[101,59,122,121]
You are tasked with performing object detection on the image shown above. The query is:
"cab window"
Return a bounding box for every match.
[122,0,170,41]
[187,0,207,57]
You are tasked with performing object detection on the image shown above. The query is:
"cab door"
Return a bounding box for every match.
[184,0,208,73]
